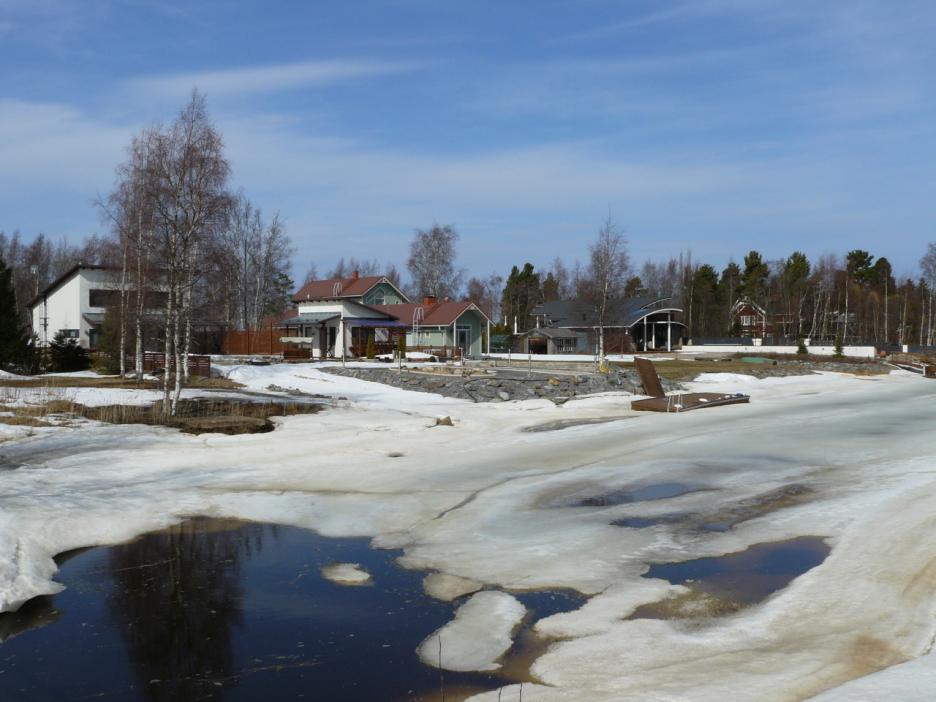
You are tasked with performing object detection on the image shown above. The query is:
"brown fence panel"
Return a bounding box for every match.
[222,328,292,355]
[143,352,211,378]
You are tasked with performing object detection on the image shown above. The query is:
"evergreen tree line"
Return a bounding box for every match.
[476,244,936,348]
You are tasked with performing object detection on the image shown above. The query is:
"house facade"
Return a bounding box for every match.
[28,265,169,350]
[524,297,685,354]
[374,299,490,358]
[730,299,770,339]
[278,272,492,359]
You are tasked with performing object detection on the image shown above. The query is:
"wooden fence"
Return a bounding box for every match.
[222,328,296,355]
[142,351,212,378]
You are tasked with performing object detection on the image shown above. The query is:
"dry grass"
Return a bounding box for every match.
[0,415,52,428]
[0,394,320,435]
[0,374,242,390]
[612,356,888,381]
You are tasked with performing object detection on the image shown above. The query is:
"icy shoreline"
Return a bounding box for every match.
[2,365,936,700]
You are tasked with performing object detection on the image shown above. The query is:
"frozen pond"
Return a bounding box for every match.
[0,519,582,702]
[3,366,936,701]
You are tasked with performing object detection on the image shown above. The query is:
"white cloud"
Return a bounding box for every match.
[128,59,424,101]
[0,100,132,187]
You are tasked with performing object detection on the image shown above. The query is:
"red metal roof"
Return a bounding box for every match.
[291,275,387,302]
[371,301,489,326]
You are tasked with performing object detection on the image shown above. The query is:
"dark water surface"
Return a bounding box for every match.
[575,481,699,507]
[645,536,830,603]
[0,519,582,702]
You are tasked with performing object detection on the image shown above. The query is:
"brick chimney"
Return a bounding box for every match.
[352,270,359,280]
[423,295,438,305]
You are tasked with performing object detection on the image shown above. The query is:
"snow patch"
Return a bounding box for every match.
[320,562,371,585]
[417,591,526,671]
[423,572,483,602]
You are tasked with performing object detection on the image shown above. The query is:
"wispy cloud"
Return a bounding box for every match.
[129,59,425,101]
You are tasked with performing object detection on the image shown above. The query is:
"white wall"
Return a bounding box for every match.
[31,274,81,347]
[680,344,878,359]
[30,268,121,348]
[296,299,382,319]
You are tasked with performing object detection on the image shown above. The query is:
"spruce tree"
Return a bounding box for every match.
[49,330,91,372]
[0,253,35,372]
[833,334,844,359]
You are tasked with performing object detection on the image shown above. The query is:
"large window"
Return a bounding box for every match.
[89,289,120,308]
[555,337,576,353]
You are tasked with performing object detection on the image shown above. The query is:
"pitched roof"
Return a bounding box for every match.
[371,300,492,327]
[291,275,398,303]
[28,264,112,309]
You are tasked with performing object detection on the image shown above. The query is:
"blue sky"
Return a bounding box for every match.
[1,0,935,281]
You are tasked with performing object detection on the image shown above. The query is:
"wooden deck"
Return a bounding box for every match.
[631,392,750,413]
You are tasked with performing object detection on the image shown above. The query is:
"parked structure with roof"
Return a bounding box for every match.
[524,297,685,353]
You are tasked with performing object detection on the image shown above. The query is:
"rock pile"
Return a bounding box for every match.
[323,366,669,403]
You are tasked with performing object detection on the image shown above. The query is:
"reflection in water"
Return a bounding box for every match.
[0,595,60,644]
[632,536,831,619]
[107,519,258,700]
[0,519,584,702]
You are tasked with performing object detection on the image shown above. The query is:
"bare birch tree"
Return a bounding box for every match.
[144,91,231,414]
[584,216,629,358]
[217,194,294,333]
[406,224,462,299]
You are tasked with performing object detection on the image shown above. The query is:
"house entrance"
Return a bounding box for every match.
[456,326,471,358]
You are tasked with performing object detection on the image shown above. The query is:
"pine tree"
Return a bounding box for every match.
[49,330,91,372]
[833,334,844,359]
[95,306,125,374]
[0,253,36,372]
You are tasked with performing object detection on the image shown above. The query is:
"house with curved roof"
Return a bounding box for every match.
[524,296,685,354]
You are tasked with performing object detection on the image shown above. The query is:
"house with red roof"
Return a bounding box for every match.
[278,271,492,359]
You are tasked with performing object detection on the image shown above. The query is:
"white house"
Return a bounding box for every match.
[27,265,121,348]
[28,264,169,350]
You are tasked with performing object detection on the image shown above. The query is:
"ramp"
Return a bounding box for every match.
[631,358,750,413]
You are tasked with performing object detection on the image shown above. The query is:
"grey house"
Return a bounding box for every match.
[523,297,685,354]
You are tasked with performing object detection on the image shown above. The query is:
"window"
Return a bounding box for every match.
[371,294,386,305]
[89,289,120,308]
[556,338,576,353]
[740,315,754,327]
[63,329,79,338]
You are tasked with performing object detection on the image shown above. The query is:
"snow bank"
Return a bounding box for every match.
[222,363,463,412]
[417,591,526,671]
